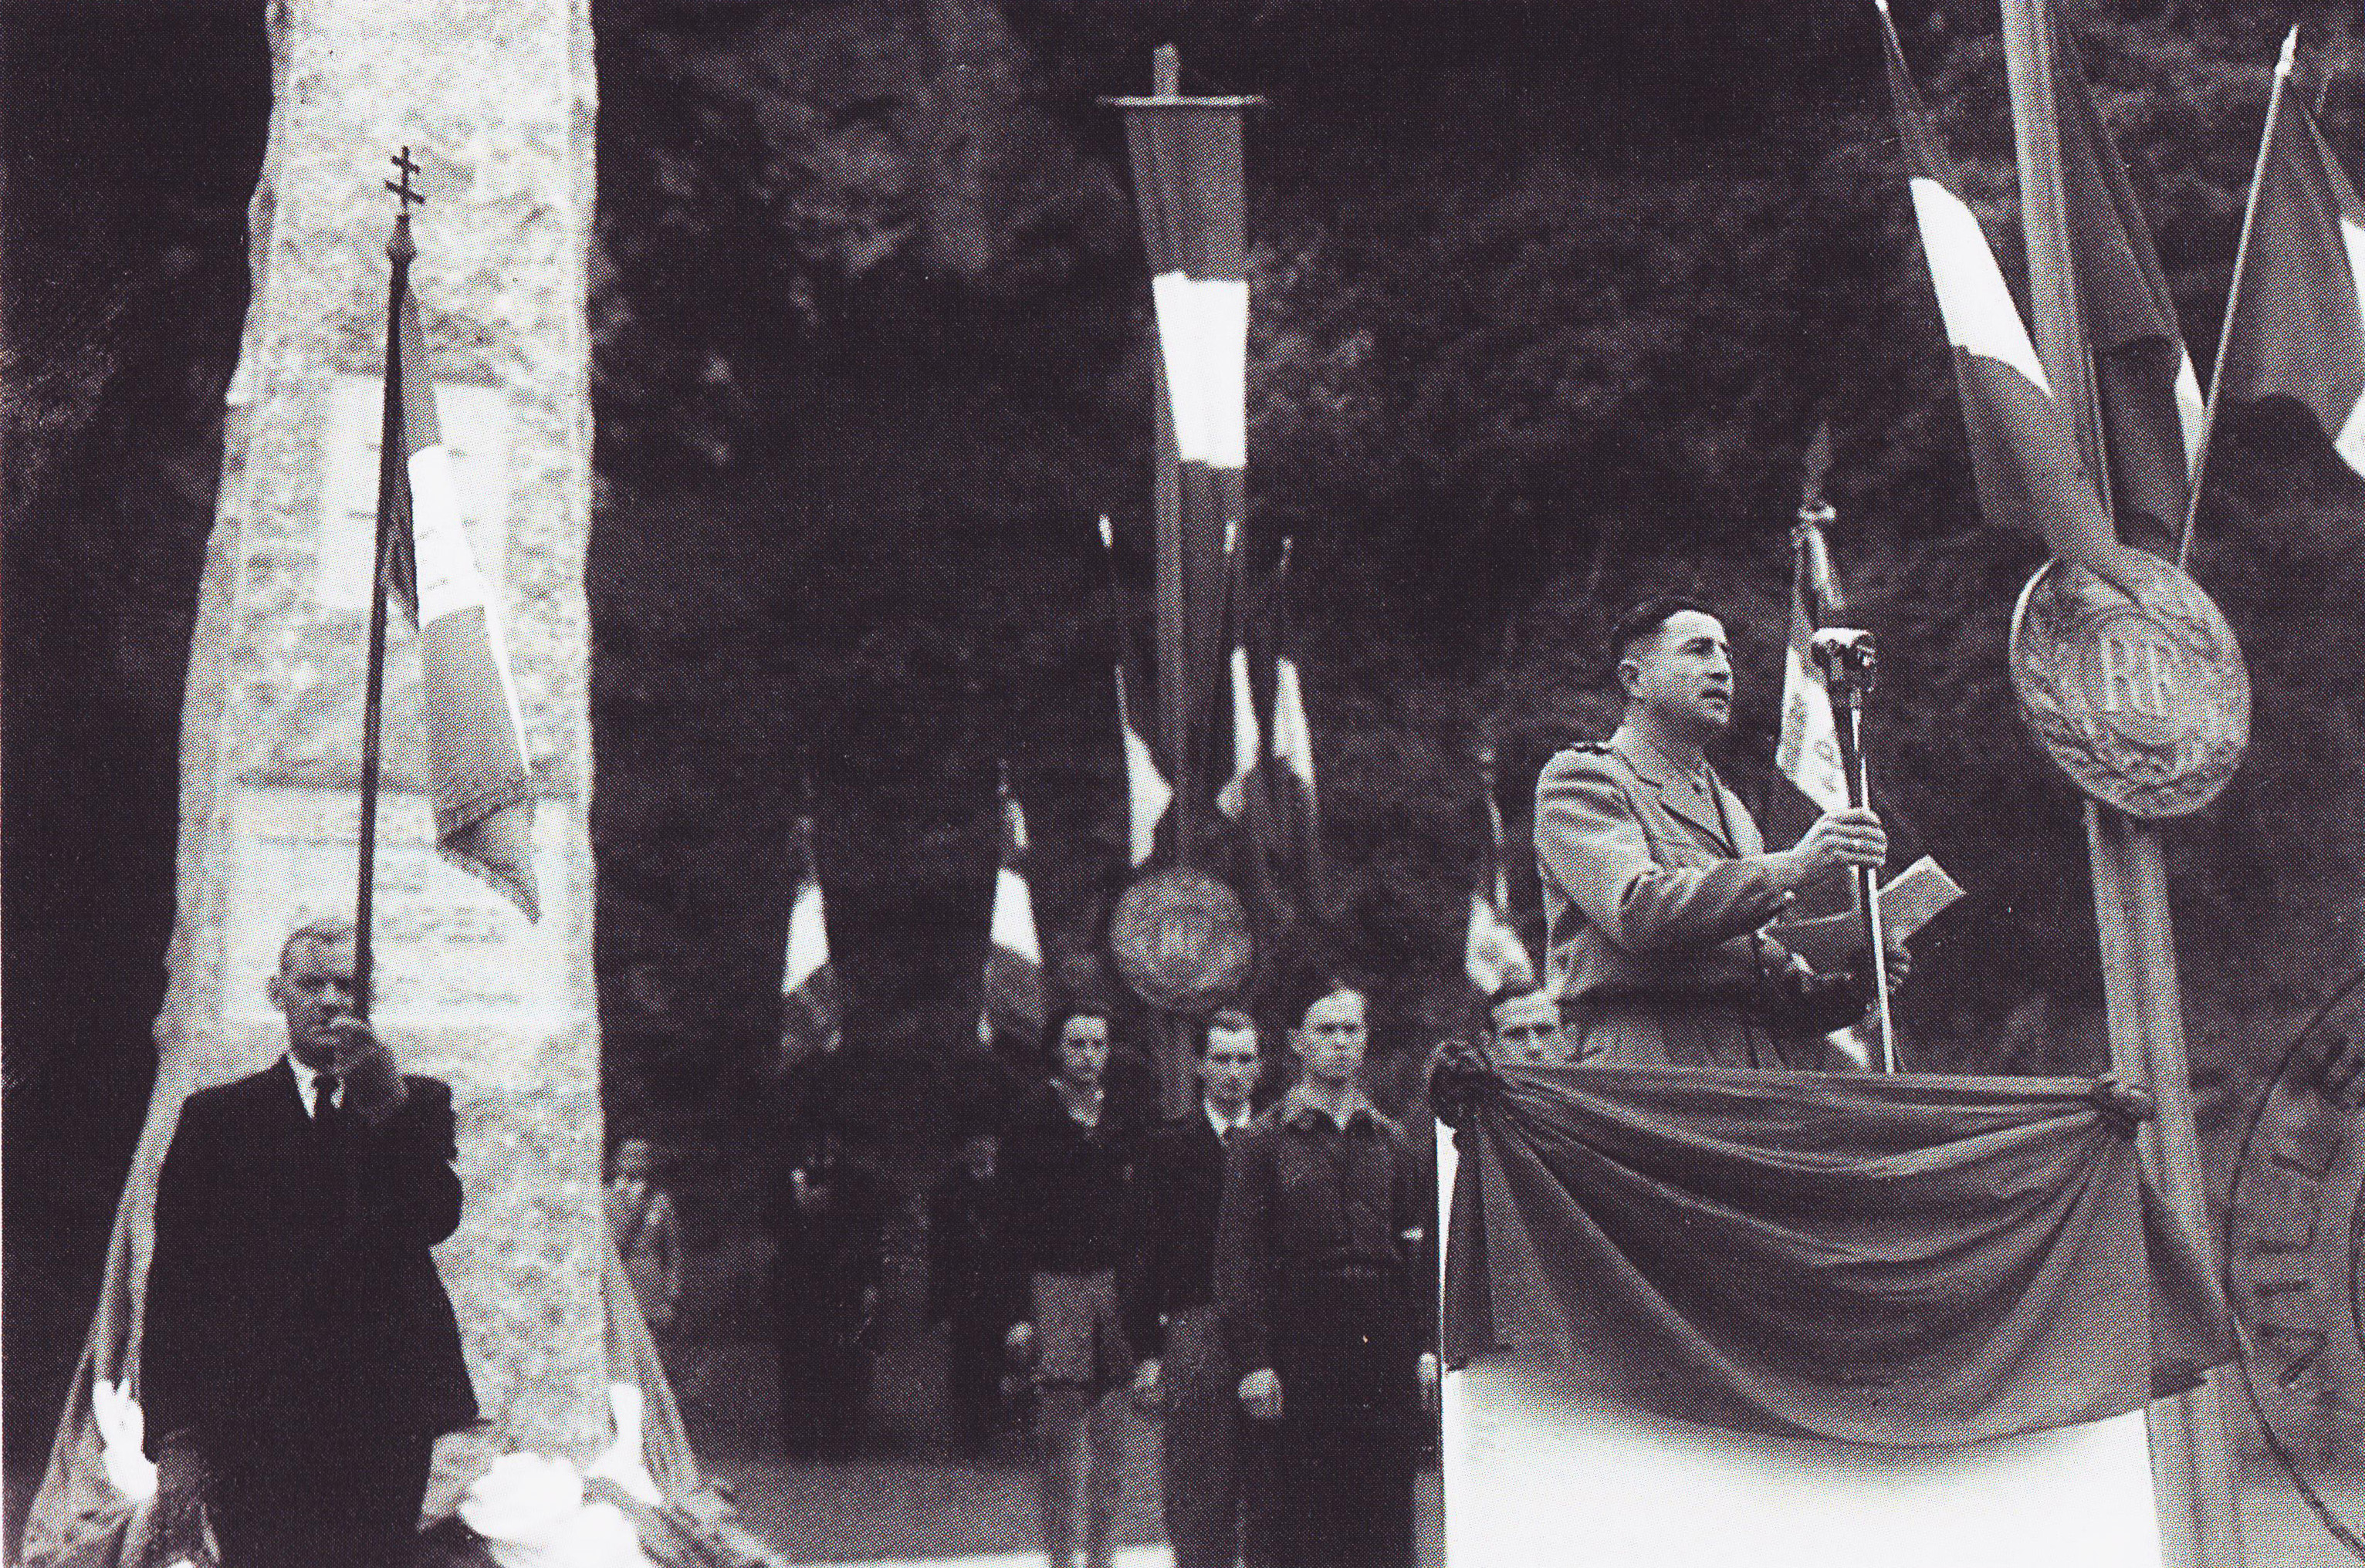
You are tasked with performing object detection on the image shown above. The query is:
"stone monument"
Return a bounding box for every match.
[157,0,603,1463]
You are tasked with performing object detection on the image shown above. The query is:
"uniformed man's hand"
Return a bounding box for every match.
[1131,1357,1164,1409]
[1004,1321,1035,1366]
[1417,1352,1440,1414]
[1238,1367,1282,1421]
[1884,944,1911,992]
[151,1428,208,1557]
[1775,809,1886,890]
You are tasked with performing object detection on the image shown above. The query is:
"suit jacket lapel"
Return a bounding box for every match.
[1612,730,1737,855]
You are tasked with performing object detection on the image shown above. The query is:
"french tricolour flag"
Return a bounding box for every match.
[1876,0,2145,600]
[2213,31,2365,482]
[391,286,539,917]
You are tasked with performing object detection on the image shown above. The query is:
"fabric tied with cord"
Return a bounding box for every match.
[1432,1049,2229,1447]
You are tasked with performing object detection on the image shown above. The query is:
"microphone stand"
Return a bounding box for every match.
[1819,646,1898,1073]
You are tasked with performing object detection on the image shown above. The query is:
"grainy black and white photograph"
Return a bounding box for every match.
[5,1,2363,1565]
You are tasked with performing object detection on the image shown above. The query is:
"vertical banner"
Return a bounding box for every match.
[1118,92,1254,842]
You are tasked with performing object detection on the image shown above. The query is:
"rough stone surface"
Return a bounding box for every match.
[155,0,604,1463]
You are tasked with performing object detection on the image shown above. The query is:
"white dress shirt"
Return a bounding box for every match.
[286,1053,344,1117]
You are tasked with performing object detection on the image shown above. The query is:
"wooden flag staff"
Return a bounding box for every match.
[1997,5,2245,1564]
[355,147,427,1022]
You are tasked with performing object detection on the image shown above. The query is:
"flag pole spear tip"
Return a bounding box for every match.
[2278,25,2298,74]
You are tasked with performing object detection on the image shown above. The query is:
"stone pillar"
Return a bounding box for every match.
[157,0,604,1462]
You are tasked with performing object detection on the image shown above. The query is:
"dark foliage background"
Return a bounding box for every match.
[6,0,2363,1475]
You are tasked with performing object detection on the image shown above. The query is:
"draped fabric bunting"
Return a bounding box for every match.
[2211,32,2365,482]
[2049,14,2205,550]
[779,814,839,1068]
[1433,1056,2231,1448]
[981,776,1045,1048]
[1122,98,1248,813]
[1876,1,2146,600]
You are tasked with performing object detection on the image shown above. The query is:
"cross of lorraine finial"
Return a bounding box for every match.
[386,147,425,213]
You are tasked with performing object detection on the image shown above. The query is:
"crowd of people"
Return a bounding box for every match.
[138,596,1900,1568]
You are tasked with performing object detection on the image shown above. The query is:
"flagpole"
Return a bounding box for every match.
[357,150,425,1020]
[1999,8,2245,1564]
[2177,28,2298,569]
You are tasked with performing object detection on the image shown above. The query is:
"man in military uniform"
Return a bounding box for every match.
[1535,595,1893,1069]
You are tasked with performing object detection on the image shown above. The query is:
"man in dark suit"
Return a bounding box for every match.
[1124,1009,1265,1568]
[142,915,477,1568]
[765,1124,888,1462]
[1534,596,1893,1068]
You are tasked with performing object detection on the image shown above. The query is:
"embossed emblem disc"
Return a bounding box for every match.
[2227,970,2365,1559]
[2008,553,2249,819]
[1109,866,1254,1015]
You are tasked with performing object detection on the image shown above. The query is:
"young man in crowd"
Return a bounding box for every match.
[1000,1005,1145,1568]
[1486,981,1571,1067]
[1125,1009,1267,1568]
[1216,979,1436,1568]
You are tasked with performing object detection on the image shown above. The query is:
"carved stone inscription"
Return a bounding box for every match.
[225,783,568,1032]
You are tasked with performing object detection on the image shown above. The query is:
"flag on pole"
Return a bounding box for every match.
[1101,516,1174,867]
[2210,34,2365,482]
[1777,435,1851,816]
[1263,541,1324,912]
[1467,752,1534,995]
[1216,520,1264,823]
[1120,94,1251,822]
[981,772,1046,1048]
[780,813,839,1067]
[2051,15,2206,547]
[388,285,540,917]
[1875,0,2145,600]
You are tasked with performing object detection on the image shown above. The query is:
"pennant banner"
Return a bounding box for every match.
[1124,100,1250,804]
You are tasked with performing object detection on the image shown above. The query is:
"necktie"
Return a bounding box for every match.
[313,1073,340,1134]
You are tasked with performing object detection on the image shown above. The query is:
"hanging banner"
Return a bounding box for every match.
[1117,93,1254,806]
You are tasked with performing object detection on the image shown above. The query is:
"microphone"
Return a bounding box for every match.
[1809,627,1877,696]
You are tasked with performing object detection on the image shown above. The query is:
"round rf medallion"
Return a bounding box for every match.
[2008,553,2248,819]
[2226,969,2365,1559]
[1109,865,1254,1015]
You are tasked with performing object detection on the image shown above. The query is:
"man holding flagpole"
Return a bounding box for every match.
[1537,595,1898,1070]
[143,917,475,1568]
